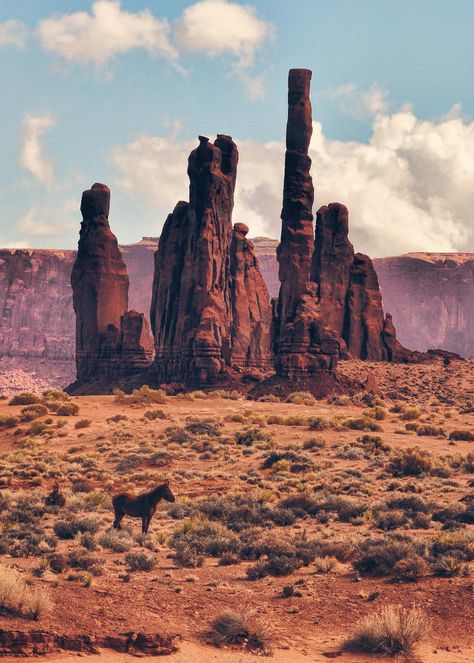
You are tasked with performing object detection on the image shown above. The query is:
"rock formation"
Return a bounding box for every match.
[151,136,272,385]
[312,203,388,360]
[230,223,272,369]
[272,69,341,378]
[70,183,153,388]
[151,136,237,385]
[374,253,474,357]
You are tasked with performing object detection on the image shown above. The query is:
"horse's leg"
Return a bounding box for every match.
[145,515,153,534]
[113,509,125,530]
[141,515,147,534]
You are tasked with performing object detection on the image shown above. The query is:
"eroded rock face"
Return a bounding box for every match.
[71,183,153,388]
[230,222,272,369]
[374,253,474,357]
[71,183,129,383]
[312,203,388,360]
[151,136,237,384]
[273,69,340,377]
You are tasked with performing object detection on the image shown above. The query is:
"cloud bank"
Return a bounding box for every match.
[111,107,474,257]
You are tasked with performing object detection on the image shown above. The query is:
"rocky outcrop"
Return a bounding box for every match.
[272,69,341,378]
[151,136,272,385]
[230,222,271,369]
[70,183,153,389]
[312,203,389,360]
[0,629,177,656]
[374,253,474,358]
[151,136,237,385]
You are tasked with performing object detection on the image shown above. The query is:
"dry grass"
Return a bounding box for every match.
[210,608,272,654]
[0,567,51,620]
[344,604,430,655]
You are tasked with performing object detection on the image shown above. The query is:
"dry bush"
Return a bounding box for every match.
[0,415,19,429]
[434,554,470,577]
[286,391,315,406]
[0,567,51,620]
[449,429,474,441]
[9,392,41,406]
[416,424,446,437]
[56,402,79,416]
[210,608,272,654]
[113,385,166,406]
[75,419,91,429]
[386,447,434,476]
[392,555,429,581]
[344,604,429,655]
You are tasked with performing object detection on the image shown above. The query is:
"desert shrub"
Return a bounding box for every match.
[26,421,49,436]
[386,447,434,476]
[344,604,429,655]
[374,509,409,531]
[363,406,387,421]
[449,429,474,442]
[308,417,329,431]
[185,421,222,436]
[356,434,390,454]
[107,414,128,423]
[170,517,239,567]
[400,406,421,421]
[303,437,325,450]
[385,495,429,515]
[313,556,337,573]
[416,425,446,437]
[0,415,19,429]
[434,554,470,577]
[125,551,156,571]
[9,392,41,406]
[99,529,133,552]
[405,422,419,432]
[392,555,429,581]
[262,451,313,473]
[143,409,167,421]
[210,609,271,654]
[56,402,79,416]
[195,495,294,531]
[286,391,315,406]
[354,536,418,575]
[464,453,474,473]
[165,426,192,444]
[67,550,103,575]
[344,417,382,432]
[430,532,474,561]
[209,389,245,400]
[257,394,280,403]
[235,428,270,446]
[48,553,67,573]
[114,385,166,406]
[71,479,93,493]
[0,567,51,620]
[246,555,302,579]
[19,404,48,422]
[53,516,99,540]
[150,451,172,467]
[42,389,70,402]
[75,419,91,429]
[327,395,350,406]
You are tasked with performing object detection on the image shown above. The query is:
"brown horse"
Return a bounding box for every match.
[112,481,175,534]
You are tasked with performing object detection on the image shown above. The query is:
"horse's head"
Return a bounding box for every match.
[161,480,176,503]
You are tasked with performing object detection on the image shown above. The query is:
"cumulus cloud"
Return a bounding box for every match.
[20,114,57,187]
[176,0,273,66]
[111,107,474,257]
[0,19,28,48]
[37,0,178,67]
[175,0,274,97]
[327,83,389,121]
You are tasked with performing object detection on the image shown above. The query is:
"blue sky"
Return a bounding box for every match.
[0,0,473,256]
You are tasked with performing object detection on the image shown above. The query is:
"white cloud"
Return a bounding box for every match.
[328,83,389,121]
[175,0,274,68]
[37,0,178,67]
[20,114,57,187]
[17,201,76,240]
[0,19,28,48]
[111,107,474,257]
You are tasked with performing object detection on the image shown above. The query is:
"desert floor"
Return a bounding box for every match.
[0,358,473,661]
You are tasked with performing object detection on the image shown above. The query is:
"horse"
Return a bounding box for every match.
[112,481,176,534]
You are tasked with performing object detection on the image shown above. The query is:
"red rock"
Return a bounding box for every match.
[70,183,153,390]
[230,222,272,369]
[272,69,341,378]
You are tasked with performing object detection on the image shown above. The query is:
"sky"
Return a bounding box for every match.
[0,0,473,257]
